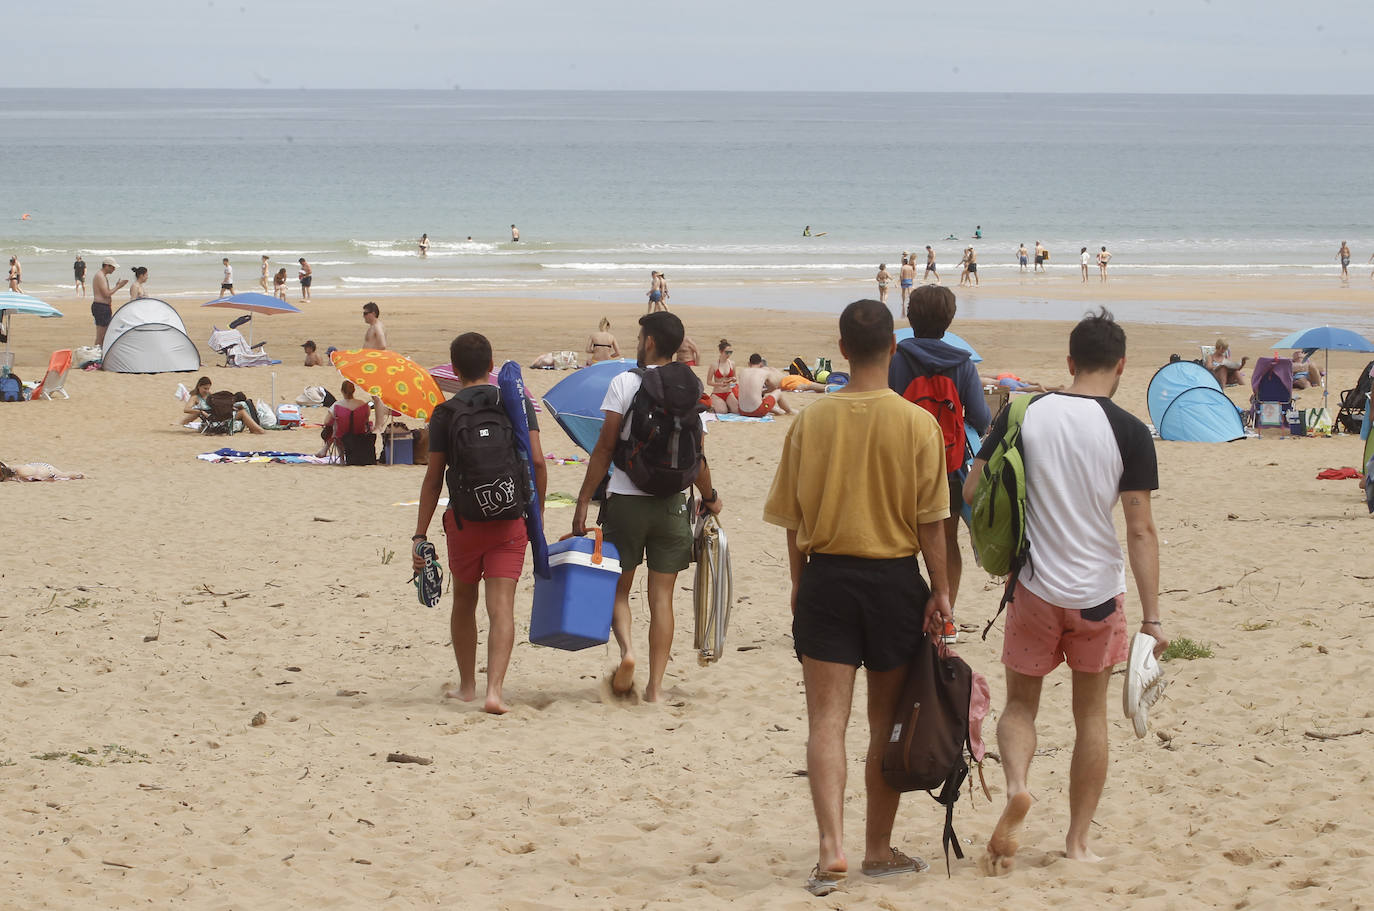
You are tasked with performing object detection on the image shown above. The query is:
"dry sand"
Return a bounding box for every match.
[2,284,1372,909]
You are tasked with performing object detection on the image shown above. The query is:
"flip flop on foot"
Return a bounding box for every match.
[805,866,846,896]
[861,847,929,878]
[1123,631,1166,739]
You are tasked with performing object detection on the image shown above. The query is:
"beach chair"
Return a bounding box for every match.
[1334,359,1374,434]
[1250,357,1294,431]
[325,402,377,465]
[29,349,73,400]
[208,327,274,368]
[199,390,241,435]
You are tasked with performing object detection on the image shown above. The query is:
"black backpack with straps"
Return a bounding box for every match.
[612,363,705,497]
[443,387,528,524]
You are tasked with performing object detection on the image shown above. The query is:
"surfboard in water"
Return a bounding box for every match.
[498,360,551,579]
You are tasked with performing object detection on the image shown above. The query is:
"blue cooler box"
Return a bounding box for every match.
[530,533,621,650]
[382,433,414,465]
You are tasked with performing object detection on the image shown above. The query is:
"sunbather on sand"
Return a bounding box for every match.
[1291,350,1323,390]
[181,376,266,433]
[980,372,1063,394]
[1208,338,1248,387]
[0,461,84,481]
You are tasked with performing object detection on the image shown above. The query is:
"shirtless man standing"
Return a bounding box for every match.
[738,354,795,417]
[924,245,939,284]
[298,258,313,302]
[1033,241,1046,273]
[363,301,389,350]
[1098,246,1112,282]
[899,256,916,299]
[91,257,128,347]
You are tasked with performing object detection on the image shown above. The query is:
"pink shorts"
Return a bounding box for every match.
[740,394,776,418]
[1001,582,1128,676]
[442,511,528,585]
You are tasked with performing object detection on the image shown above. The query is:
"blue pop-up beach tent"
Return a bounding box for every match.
[1146,361,1245,442]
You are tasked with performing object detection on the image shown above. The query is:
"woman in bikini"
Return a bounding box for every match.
[708,339,740,415]
[585,317,621,364]
[875,263,893,312]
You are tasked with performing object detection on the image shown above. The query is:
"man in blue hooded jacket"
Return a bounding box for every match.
[888,284,991,610]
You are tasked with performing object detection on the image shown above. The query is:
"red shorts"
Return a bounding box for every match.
[1001,582,1128,676]
[741,394,776,418]
[442,511,528,585]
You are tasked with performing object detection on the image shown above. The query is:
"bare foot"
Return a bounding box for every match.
[483,695,509,715]
[1065,843,1103,863]
[611,656,635,695]
[984,791,1032,876]
[643,684,663,703]
[442,680,477,702]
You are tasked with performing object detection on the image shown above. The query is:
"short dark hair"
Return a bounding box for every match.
[638,311,685,360]
[341,380,355,397]
[839,299,893,363]
[363,301,380,316]
[450,332,493,381]
[907,284,956,337]
[748,353,763,366]
[1069,307,1127,372]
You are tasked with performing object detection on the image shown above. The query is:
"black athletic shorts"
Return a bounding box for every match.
[91,301,112,327]
[793,553,929,671]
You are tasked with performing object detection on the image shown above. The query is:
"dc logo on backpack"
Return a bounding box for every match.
[472,477,519,517]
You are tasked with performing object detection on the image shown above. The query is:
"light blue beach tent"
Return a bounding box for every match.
[1146,361,1245,443]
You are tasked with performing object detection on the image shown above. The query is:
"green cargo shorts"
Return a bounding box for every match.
[601,492,693,574]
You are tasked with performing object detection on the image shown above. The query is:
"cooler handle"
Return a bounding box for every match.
[557,528,605,565]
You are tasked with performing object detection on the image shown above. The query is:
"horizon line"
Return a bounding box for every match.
[3,86,1374,98]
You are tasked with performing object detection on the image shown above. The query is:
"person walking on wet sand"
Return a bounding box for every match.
[764,298,952,897]
[899,255,915,297]
[647,271,666,312]
[963,308,1165,875]
[7,257,21,293]
[1034,241,1046,273]
[259,255,270,292]
[924,245,939,284]
[1338,242,1351,280]
[298,258,312,301]
[1098,246,1112,282]
[73,255,87,297]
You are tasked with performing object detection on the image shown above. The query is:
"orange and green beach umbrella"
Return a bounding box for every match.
[330,348,444,421]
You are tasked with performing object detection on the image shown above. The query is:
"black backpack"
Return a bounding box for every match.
[612,363,705,497]
[443,387,528,524]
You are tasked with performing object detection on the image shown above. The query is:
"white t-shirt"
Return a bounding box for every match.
[600,365,705,496]
[978,392,1158,609]
[1081,251,1089,266]
[223,265,233,284]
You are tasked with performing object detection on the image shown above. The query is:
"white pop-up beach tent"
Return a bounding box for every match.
[101,298,201,374]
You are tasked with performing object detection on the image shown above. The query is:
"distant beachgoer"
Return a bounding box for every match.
[301,340,325,367]
[7,257,21,292]
[0,461,85,482]
[91,257,128,347]
[765,298,952,897]
[803,225,812,237]
[363,301,388,350]
[466,235,474,242]
[975,225,983,239]
[218,258,234,298]
[298,258,312,301]
[586,316,621,364]
[1338,242,1351,279]
[273,267,289,300]
[573,312,722,702]
[659,273,670,307]
[413,332,547,715]
[675,335,700,366]
[1018,243,1029,273]
[965,308,1162,875]
[317,379,386,456]
[1208,338,1247,387]
[647,271,666,312]
[259,255,270,291]
[900,256,915,296]
[510,224,520,243]
[181,375,266,433]
[419,233,430,256]
[1290,350,1323,390]
[708,339,740,414]
[1080,247,1090,282]
[738,353,794,416]
[1098,246,1112,282]
[925,245,939,283]
[73,255,86,297]
[981,372,1063,394]
[1034,241,1046,273]
[967,247,980,286]
[958,248,971,286]
[129,266,149,299]
[876,263,893,312]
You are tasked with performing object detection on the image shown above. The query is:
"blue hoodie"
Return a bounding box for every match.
[887,336,991,436]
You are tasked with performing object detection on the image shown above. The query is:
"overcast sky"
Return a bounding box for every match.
[9,1,1370,93]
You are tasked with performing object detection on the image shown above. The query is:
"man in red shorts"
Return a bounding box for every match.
[412,332,546,714]
[738,353,795,417]
[964,308,1166,871]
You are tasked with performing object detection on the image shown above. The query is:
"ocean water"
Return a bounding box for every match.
[3,89,1373,307]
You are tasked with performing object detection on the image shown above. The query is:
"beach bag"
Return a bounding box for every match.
[0,372,23,403]
[613,363,705,497]
[882,636,988,876]
[970,394,1036,578]
[788,357,815,381]
[899,356,967,474]
[443,388,527,523]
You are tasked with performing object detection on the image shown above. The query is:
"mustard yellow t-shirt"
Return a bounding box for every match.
[763,388,950,558]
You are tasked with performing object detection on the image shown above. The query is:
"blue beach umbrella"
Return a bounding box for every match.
[894,327,983,363]
[542,359,638,453]
[0,292,63,356]
[1273,326,1374,409]
[202,292,302,345]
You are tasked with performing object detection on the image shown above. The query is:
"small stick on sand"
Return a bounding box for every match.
[1303,729,1366,741]
[386,752,433,765]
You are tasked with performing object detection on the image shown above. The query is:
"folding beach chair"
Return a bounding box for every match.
[199,390,241,435]
[207,327,274,368]
[1335,359,1374,434]
[29,349,73,400]
[1250,357,1294,431]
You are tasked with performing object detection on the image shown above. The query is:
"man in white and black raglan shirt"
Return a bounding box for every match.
[963,308,1167,873]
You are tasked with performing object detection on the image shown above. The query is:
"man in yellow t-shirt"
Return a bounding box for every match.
[763,298,953,896]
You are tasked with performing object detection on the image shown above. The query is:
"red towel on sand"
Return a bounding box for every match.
[1316,467,1361,480]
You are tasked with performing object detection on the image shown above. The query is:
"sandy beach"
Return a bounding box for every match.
[2,280,1372,909]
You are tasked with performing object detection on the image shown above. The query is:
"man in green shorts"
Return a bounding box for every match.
[573,311,723,702]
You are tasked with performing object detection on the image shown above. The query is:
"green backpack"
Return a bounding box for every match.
[970,394,1035,578]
